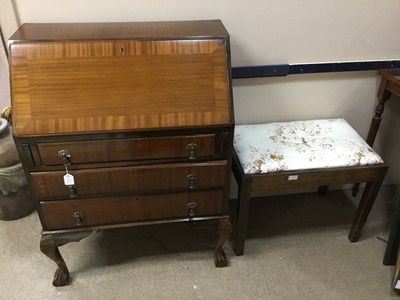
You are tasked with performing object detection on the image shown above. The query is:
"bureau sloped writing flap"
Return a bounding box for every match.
[10,35,232,136]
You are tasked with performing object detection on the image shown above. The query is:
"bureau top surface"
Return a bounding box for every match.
[9,20,228,43]
[10,21,233,137]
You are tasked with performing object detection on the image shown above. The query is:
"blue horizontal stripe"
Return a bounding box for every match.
[232,60,400,79]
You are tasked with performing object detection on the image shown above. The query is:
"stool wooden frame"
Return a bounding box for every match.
[232,151,388,255]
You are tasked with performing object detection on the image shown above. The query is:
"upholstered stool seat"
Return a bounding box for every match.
[235,119,383,174]
[232,118,388,255]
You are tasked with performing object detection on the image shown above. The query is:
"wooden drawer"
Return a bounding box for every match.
[37,134,217,166]
[31,161,227,199]
[40,190,225,230]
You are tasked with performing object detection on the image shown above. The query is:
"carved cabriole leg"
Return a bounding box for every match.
[40,231,92,286]
[214,218,232,267]
[40,235,69,287]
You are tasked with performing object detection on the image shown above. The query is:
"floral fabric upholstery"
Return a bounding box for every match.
[234,119,384,175]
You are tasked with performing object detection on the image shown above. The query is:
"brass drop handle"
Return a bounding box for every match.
[187,174,197,190]
[186,143,199,160]
[58,149,71,165]
[186,202,198,217]
[72,211,83,226]
[68,185,77,197]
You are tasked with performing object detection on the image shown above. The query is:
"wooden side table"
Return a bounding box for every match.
[371,69,400,292]
[365,69,400,147]
[352,69,400,197]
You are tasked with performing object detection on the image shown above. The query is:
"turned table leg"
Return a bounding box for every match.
[214,218,231,267]
[352,77,391,197]
[40,231,92,286]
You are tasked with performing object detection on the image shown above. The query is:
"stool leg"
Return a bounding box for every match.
[233,177,252,256]
[348,182,373,242]
[348,168,387,242]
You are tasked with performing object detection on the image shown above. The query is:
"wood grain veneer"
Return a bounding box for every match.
[11,39,230,136]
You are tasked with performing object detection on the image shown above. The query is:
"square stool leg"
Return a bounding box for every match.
[233,176,251,256]
[348,166,388,242]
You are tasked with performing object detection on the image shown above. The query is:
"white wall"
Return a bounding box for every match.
[1,0,400,184]
[2,0,400,65]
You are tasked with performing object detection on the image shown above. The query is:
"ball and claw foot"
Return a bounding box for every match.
[214,218,231,268]
[40,231,92,287]
[214,248,228,267]
[52,268,69,287]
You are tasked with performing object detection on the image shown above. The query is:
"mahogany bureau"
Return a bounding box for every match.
[9,20,234,286]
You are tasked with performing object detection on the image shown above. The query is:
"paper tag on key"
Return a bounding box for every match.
[395,280,400,290]
[64,173,75,186]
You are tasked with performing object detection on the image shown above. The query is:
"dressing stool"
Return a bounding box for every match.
[232,118,388,255]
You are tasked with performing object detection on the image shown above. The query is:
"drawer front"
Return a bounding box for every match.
[37,134,217,166]
[31,161,227,199]
[40,190,225,230]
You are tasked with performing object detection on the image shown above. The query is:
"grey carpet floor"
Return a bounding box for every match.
[1,186,399,299]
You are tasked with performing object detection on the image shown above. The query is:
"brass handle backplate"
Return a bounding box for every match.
[68,185,77,197]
